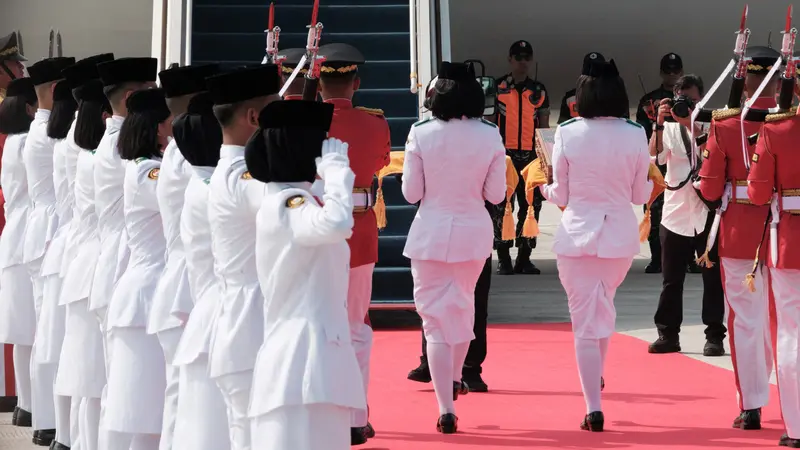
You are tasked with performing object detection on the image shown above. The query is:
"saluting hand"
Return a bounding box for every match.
[316,138,351,180]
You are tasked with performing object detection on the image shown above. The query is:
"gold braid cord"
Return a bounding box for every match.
[766,107,798,122]
[712,108,742,121]
[355,106,385,116]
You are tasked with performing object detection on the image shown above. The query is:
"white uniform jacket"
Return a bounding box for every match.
[0,133,31,269]
[541,117,652,258]
[22,109,59,265]
[61,118,82,277]
[173,165,221,367]
[248,155,365,419]
[91,115,130,315]
[208,145,266,378]
[148,139,192,334]
[107,157,166,330]
[41,125,75,278]
[401,117,506,263]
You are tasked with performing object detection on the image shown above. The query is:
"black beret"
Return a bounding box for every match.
[159,64,220,98]
[319,43,364,77]
[97,57,158,87]
[257,99,333,131]
[746,46,780,74]
[62,53,115,87]
[278,48,307,75]
[0,32,26,62]
[126,88,170,121]
[28,57,76,86]
[72,79,107,103]
[437,61,475,82]
[206,64,281,105]
[6,77,36,104]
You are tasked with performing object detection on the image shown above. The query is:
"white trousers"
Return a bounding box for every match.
[347,263,374,428]
[216,370,253,450]
[720,257,773,411]
[13,345,32,411]
[156,328,183,450]
[173,355,230,450]
[771,268,800,438]
[557,255,633,413]
[251,404,350,450]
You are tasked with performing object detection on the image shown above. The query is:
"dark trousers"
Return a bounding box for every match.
[653,211,726,341]
[493,150,542,251]
[420,256,491,374]
[646,194,664,266]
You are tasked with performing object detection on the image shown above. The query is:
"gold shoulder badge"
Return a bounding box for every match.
[356,106,385,117]
[712,108,742,122]
[766,107,798,123]
[148,168,160,180]
[752,153,759,163]
[702,149,709,159]
[241,171,252,180]
[286,195,306,209]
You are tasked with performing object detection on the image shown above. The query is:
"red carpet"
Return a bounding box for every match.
[365,323,783,449]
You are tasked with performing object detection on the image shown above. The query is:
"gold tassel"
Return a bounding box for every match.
[638,208,651,243]
[521,205,540,238]
[501,201,516,241]
[743,272,757,293]
[374,187,387,230]
[695,250,714,268]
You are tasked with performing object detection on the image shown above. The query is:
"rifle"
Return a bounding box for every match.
[301,0,325,101]
[263,2,283,66]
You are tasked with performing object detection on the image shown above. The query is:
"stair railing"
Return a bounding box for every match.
[411,0,434,118]
[409,0,420,94]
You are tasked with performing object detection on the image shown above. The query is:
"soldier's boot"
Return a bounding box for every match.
[497,247,514,275]
[514,247,540,274]
[780,434,800,447]
[407,356,431,383]
[732,408,761,430]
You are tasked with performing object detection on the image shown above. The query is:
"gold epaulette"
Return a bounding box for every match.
[712,108,742,121]
[766,107,798,123]
[356,106,385,117]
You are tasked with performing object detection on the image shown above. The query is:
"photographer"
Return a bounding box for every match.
[647,75,726,357]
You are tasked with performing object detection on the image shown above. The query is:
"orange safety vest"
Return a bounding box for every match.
[496,75,547,151]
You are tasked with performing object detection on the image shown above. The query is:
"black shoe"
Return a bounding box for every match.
[497,258,514,275]
[364,422,375,439]
[0,395,16,413]
[780,433,800,447]
[350,427,368,446]
[732,408,761,430]
[580,411,604,432]
[453,380,469,401]
[514,260,541,274]
[462,372,488,392]
[407,357,431,383]
[645,262,662,274]
[687,261,702,273]
[703,339,725,357]
[648,337,681,354]
[49,442,69,450]
[437,413,458,434]
[33,429,56,446]
[14,406,32,427]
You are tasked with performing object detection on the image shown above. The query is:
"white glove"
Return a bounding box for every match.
[316,138,350,179]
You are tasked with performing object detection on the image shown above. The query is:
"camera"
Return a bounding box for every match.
[669,95,696,119]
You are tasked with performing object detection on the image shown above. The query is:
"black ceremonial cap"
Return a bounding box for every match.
[437,61,475,82]
[745,46,780,74]
[583,59,619,78]
[28,57,76,86]
[72,79,107,103]
[126,88,170,121]
[97,57,158,87]
[206,64,281,105]
[509,40,533,56]
[278,48,307,75]
[5,77,36,103]
[62,53,115,87]
[660,53,683,72]
[53,79,75,102]
[582,52,605,73]
[0,32,26,62]
[159,64,220,98]
[258,99,334,131]
[319,43,365,77]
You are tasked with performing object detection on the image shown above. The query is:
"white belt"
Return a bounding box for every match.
[352,190,374,209]
[733,185,749,203]
[782,196,800,210]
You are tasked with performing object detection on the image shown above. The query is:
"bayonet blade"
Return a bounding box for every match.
[269,2,275,31]
[48,29,54,58]
[310,0,320,26]
[56,30,62,57]
[787,5,794,33]
[740,4,748,32]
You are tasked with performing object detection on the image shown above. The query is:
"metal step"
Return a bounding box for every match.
[354,88,416,118]
[372,266,413,303]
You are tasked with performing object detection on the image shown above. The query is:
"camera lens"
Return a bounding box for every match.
[672,102,690,118]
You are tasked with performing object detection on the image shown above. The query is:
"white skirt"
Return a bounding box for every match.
[104,327,166,434]
[251,404,350,450]
[33,273,66,364]
[172,355,231,450]
[410,259,486,345]
[0,264,36,345]
[55,299,106,398]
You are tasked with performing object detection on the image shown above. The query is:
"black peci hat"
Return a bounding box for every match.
[28,57,76,86]
[97,57,158,87]
[0,32,26,62]
[437,61,475,82]
[72,78,107,103]
[126,88,170,121]
[582,59,620,78]
[278,48,308,75]
[206,64,281,105]
[159,64,220,98]
[6,77,36,104]
[257,99,334,131]
[582,52,605,74]
[660,53,683,72]
[62,53,115,87]
[319,43,365,77]
[746,46,780,75]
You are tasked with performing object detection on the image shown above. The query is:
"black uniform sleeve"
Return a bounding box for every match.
[636,94,654,140]
[539,82,551,110]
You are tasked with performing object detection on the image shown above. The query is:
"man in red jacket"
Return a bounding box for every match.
[318,42,391,445]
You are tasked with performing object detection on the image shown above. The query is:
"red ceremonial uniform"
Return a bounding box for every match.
[698,97,776,260]
[747,112,800,269]
[325,98,391,268]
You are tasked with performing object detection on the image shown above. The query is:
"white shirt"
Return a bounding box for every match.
[658,122,709,237]
[0,133,31,268]
[541,117,652,258]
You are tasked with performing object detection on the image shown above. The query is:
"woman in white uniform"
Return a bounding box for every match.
[36,78,78,448]
[245,100,366,450]
[401,62,506,433]
[104,88,171,450]
[540,59,652,431]
[0,77,38,428]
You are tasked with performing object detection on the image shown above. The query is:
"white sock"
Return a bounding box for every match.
[54,394,71,444]
[599,337,610,376]
[70,397,81,449]
[452,342,470,382]
[81,398,101,450]
[426,341,455,415]
[13,344,32,410]
[574,337,602,413]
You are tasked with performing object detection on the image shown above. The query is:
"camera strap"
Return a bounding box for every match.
[664,125,697,191]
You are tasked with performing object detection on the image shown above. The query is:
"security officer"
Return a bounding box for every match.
[636,52,684,274]
[493,40,549,275]
[0,32,26,95]
[558,52,605,124]
[277,48,306,100]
